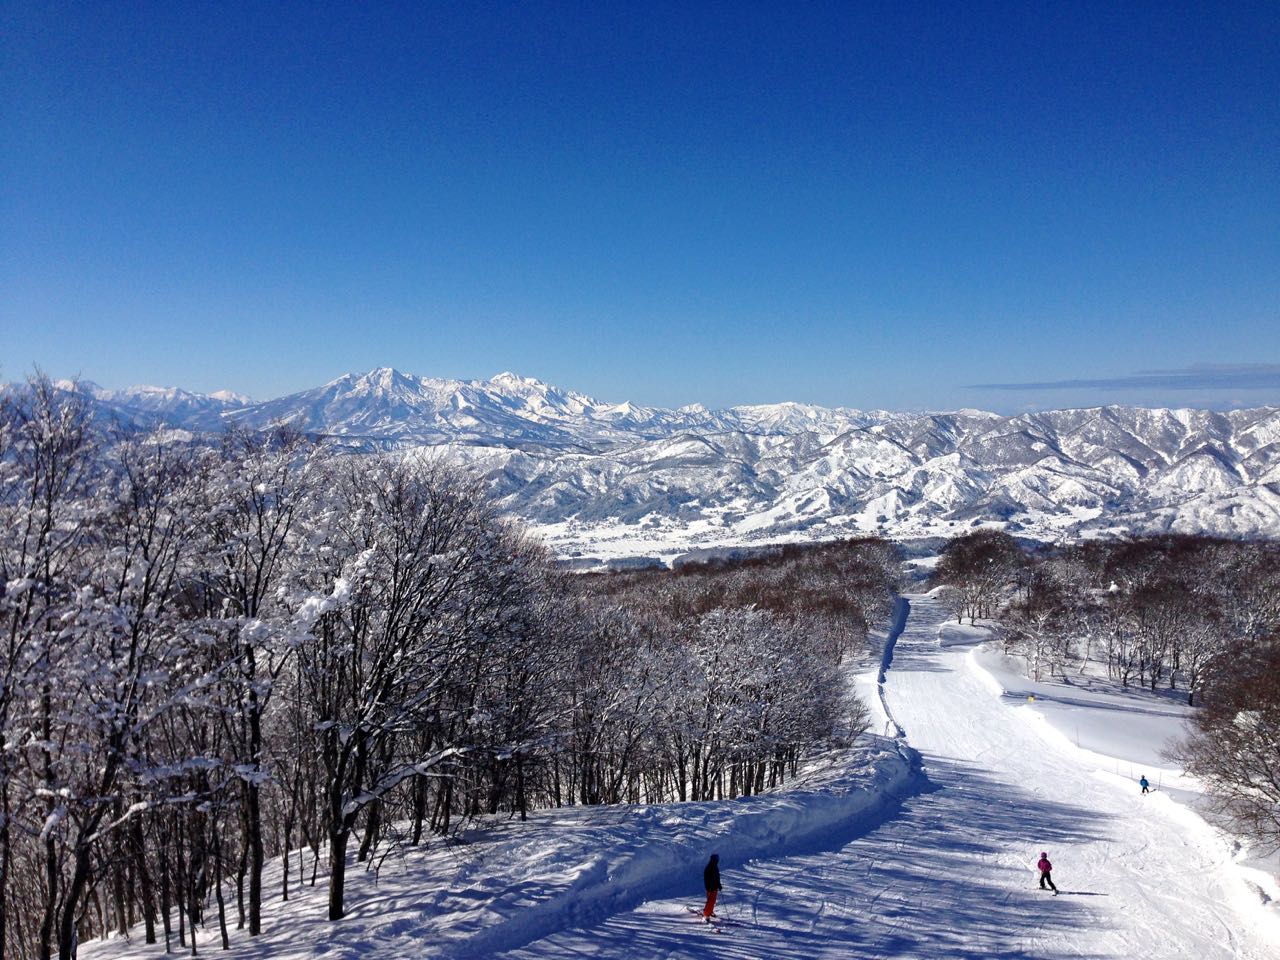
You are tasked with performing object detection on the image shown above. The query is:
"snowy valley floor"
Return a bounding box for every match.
[86,596,1278,959]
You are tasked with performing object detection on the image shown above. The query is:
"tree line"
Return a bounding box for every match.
[0,377,898,958]
[576,539,899,804]
[932,528,1280,852]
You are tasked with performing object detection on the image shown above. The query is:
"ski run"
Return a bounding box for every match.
[86,593,1278,959]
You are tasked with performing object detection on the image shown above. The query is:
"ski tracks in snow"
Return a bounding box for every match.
[501,595,1275,959]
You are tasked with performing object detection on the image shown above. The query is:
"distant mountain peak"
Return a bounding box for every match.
[489,371,541,387]
[27,367,1280,545]
[357,366,414,384]
[209,389,253,405]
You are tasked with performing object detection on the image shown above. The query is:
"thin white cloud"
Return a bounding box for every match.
[968,363,1280,392]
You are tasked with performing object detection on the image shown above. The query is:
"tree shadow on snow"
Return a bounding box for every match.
[497,756,1116,960]
[757,757,1119,960]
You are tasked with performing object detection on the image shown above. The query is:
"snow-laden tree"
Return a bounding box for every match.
[32,434,209,960]
[656,606,859,803]
[1174,635,1280,851]
[0,377,100,960]
[577,539,890,804]
[1214,541,1280,643]
[462,541,572,822]
[0,398,902,951]
[561,602,667,806]
[193,427,321,937]
[290,455,540,920]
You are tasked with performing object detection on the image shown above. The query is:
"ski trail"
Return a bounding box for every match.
[499,594,1275,959]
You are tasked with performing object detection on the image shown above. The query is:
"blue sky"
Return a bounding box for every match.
[3,1,1278,411]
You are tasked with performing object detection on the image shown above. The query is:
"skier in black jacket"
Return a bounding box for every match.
[702,853,722,920]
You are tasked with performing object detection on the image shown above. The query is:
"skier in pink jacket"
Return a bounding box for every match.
[1037,852,1058,894]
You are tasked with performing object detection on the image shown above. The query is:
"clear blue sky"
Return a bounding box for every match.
[3,1,1278,411]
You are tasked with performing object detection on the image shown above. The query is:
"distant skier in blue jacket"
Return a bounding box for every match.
[1139,775,1150,795]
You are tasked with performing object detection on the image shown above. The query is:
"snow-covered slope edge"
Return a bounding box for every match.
[450,600,922,958]
[79,739,920,960]
[959,632,1280,940]
[449,736,919,959]
[83,612,921,960]
[874,596,911,737]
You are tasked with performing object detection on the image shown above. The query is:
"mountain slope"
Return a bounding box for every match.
[31,368,1280,552]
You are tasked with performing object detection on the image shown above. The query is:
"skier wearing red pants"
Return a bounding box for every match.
[703,854,722,919]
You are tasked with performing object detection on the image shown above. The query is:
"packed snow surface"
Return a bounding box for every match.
[502,596,1276,958]
[83,596,1277,958]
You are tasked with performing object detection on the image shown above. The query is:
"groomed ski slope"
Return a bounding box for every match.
[501,595,1277,959]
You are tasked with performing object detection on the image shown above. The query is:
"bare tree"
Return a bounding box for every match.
[933,530,1024,624]
[1004,567,1072,681]
[197,427,318,936]
[1173,636,1280,851]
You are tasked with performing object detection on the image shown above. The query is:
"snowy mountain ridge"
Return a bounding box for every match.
[48,378,254,432]
[33,368,1280,552]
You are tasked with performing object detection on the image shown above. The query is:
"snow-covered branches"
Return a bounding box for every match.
[1173,636,1280,852]
[572,539,894,804]
[0,381,901,952]
[932,529,1025,625]
[290,455,548,919]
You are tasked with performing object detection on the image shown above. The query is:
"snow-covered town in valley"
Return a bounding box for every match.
[5,3,1280,959]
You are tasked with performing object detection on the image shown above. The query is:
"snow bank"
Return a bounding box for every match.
[81,739,919,960]
[967,644,1191,774]
[433,596,922,957]
[873,596,910,736]
[448,736,919,958]
[937,620,992,648]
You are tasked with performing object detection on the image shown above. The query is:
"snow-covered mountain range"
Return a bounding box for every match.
[51,380,254,432]
[44,368,1280,557]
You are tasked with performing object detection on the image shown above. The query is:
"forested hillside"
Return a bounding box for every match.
[0,377,896,958]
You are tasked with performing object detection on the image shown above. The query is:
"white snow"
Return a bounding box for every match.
[82,597,1279,959]
[37,367,1280,551]
[963,633,1193,775]
[497,596,1277,958]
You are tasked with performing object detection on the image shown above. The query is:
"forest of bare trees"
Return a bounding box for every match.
[933,529,1280,699]
[0,377,898,958]
[932,528,1280,851]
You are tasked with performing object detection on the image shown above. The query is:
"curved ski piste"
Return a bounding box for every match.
[500,593,1277,959]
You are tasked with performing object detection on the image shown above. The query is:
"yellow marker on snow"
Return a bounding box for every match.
[1027,695,1035,702]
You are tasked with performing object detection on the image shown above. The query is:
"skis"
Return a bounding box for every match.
[686,905,733,933]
